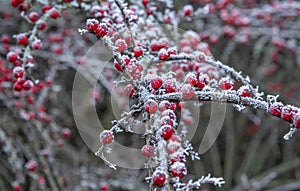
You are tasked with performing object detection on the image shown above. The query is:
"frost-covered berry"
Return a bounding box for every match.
[184,73,197,86]
[293,113,300,128]
[159,101,176,111]
[142,0,149,6]
[62,128,71,138]
[218,77,233,90]
[281,105,296,121]
[99,130,114,144]
[11,0,24,7]
[169,134,182,142]
[152,170,166,186]
[181,84,195,99]
[37,21,47,30]
[95,23,108,37]
[42,5,51,13]
[86,19,99,32]
[25,160,37,172]
[7,51,18,62]
[158,49,170,60]
[238,86,251,97]
[197,74,209,88]
[161,116,175,127]
[22,80,34,91]
[170,151,186,163]
[145,99,158,114]
[49,8,60,19]
[167,141,180,154]
[161,125,173,140]
[115,39,127,52]
[161,109,176,121]
[170,162,187,178]
[13,81,23,91]
[16,34,28,45]
[100,183,109,191]
[151,77,163,90]
[133,46,143,57]
[164,80,176,93]
[183,5,193,17]
[31,39,42,50]
[28,12,40,23]
[141,144,154,157]
[268,102,283,117]
[124,84,134,97]
[13,184,22,191]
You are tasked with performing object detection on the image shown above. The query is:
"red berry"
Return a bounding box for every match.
[218,77,233,90]
[272,37,285,50]
[37,21,47,30]
[100,183,109,191]
[18,2,30,12]
[95,23,108,37]
[56,139,64,147]
[115,39,127,52]
[159,101,176,111]
[31,39,42,50]
[161,109,176,121]
[197,74,209,88]
[170,152,186,163]
[16,34,28,45]
[169,134,182,142]
[158,49,170,60]
[114,61,123,72]
[7,51,18,62]
[13,67,24,78]
[25,160,37,172]
[13,82,23,91]
[86,19,99,32]
[22,80,34,91]
[42,5,51,13]
[181,84,195,99]
[164,80,176,93]
[183,5,193,17]
[37,176,45,185]
[141,144,154,157]
[160,116,175,127]
[28,12,40,23]
[293,113,300,128]
[1,34,10,43]
[99,130,114,144]
[166,141,180,154]
[281,105,296,121]
[161,125,173,140]
[238,86,251,97]
[150,43,160,51]
[133,46,143,57]
[269,102,283,117]
[40,149,50,158]
[11,0,24,7]
[145,99,158,114]
[170,162,187,178]
[142,0,149,6]
[49,8,60,19]
[51,45,62,54]
[151,77,163,90]
[185,73,197,86]
[152,170,166,186]
[13,184,22,191]
[124,84,134,97]
[62,128,71,138]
